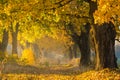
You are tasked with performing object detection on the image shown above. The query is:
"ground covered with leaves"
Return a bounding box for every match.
[1,69,120,80]
[1,63,120,80]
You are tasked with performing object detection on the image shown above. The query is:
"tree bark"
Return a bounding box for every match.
[72,44,77,58]
[68,44,78,60]
[31,43,40,59]
[78,23,91,67]
[92,22,118,70]
[86,0,118,70]
[69,46,74,60]
[66,22,91,67]
[0,29,9,53]
[11,23,19,54]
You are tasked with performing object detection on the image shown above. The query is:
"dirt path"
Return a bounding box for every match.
[2,63,82,75]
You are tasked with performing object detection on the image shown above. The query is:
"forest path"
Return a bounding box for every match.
[2,63,83,75]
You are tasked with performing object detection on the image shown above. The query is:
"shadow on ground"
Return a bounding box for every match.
[2,63,94,75]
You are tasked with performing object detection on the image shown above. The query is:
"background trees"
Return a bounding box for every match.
[0,0,120,70]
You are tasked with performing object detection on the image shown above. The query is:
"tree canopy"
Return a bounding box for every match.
[0,0,120,70]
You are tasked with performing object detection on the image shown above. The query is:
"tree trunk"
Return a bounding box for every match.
[12,23,19,54]
[0,29,8,53]
[12,32,17,54]
[92,22,118,70]
[68,44,78,60]
[31,43,40,59]
[79,23,91,67]
[86,0,118,70]
[69,46,74,60]
[73,44,77,58]
[67,22,91,67]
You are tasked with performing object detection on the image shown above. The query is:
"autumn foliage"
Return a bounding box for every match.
[20,48,35,65]
[1,68,120,80]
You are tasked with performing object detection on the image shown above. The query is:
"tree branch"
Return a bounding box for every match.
[54,0,64,4]
[84,0,91,3]
[59,13,90,19]
[38,0,74,11]
[115,39,120,43]
[56,0,74,8]
[44,12,90,19]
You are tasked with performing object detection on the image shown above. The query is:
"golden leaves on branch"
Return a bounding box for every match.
[94,0,120,24]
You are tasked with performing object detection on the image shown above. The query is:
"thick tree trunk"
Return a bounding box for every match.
[79,23,91,67]
[86,0,118,70]
[12,23,19,54]
[67,22,91,67]
[0,29,8,53]
[92,22,118,70]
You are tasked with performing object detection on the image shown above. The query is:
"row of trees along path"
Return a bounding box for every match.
[0,0,120,70]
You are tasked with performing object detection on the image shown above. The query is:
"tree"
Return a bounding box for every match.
[1,0,118,70]
[53,0,92,67]
[65,22,91,67]
[79,23,91,67]
[11,23,19,54]
[0,0,54,55]
[85,0,118,70]
[68,43,78,60]
[0,29,8,53]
